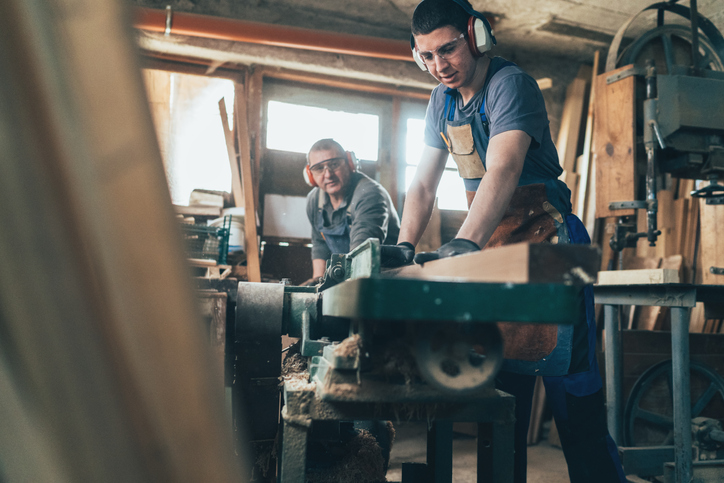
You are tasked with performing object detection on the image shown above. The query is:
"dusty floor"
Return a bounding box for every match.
[386,422,569,483]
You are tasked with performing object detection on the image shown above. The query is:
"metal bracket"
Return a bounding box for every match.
[607,66,647,84]
[609,201,647,210]
[711,267,724,276]
[706,196,724,205]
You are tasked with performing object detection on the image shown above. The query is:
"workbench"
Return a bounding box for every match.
[594,283,724,483]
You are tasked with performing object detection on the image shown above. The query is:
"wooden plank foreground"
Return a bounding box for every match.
[385,242,601,285]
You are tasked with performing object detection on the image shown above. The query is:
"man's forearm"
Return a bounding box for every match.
[398,181,437,246]
[456,130,529,248]
[456,168,519,248]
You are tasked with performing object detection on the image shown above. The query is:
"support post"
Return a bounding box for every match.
[671,306,692,483]
[604,304,623,444]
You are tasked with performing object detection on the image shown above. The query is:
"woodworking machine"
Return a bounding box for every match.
[600,1,724,252]
[233,239,596,482]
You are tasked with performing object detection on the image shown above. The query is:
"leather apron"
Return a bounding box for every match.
[441,59,571,374]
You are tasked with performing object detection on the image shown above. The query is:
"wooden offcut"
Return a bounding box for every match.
[597,268,680,285]
[593,64,637,218]
[388,242,601,285]
[218,98,244,207]
[699,198,724,285]
[234,84,262,283]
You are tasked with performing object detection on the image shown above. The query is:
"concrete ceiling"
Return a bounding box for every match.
[132,0,724,89]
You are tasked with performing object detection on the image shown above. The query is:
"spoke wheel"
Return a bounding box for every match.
[414,322,503,395]
[619,24,724,73]
[623,360,724,447]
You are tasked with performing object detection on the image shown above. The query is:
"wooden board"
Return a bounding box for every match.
[234,83,262,283]
[556,76,587,174]
[388,242,601,284]
[597,268,680,285]
[218,98,244,207]
[593,65,637,218]
[0,0,245,480]
[580,52,600,235]
[699,198,724,285]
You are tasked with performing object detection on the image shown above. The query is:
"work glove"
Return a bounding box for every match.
[380,242,415,268]
[414,238,480,264]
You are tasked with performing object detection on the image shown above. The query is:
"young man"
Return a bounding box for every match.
[384,0,626,481]
[305,138,400,280]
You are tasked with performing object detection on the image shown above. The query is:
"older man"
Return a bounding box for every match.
[305,138,400,280]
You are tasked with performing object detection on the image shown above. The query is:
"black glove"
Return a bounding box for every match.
[380,242,415,268]
[414,238,480,264]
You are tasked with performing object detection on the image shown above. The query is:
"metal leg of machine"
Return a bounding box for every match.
[604,303,624,445]
[671,306,693,483]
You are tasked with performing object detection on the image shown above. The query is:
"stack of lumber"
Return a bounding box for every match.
[595,177,724,333]
[557,52,601,237]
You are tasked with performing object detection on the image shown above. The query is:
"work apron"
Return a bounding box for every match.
[315,190,352,254]
[441,59,573,376]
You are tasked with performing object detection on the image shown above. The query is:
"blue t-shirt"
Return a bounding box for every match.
[424,57,572,216]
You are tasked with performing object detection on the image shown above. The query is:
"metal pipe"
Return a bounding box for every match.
[604,304,623,445]
[671,306,692,483]
[133,7,413,62]
[690,0,701,75]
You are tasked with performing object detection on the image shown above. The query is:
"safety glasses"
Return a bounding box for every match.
[417,33,466,67]
[309,157,345,174]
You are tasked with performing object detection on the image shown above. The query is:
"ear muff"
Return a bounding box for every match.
[466,13,494,56]
[303,164,317,187]
[303,151,357,187]
[410,0,496,69]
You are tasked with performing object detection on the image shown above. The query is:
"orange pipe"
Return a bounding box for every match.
[134,7,414,62]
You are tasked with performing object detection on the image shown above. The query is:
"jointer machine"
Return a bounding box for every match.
[233,239,599,482]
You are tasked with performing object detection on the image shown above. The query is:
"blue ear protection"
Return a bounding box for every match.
[410,0,497,71]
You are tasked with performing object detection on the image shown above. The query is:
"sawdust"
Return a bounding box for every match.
[334,334,362,358]
[252,441,277,479]
[281,341,308,376]
[306,429,387,483]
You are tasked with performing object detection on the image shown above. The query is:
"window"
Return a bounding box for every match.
[404,118,467,211]
[263,81,390,164]
[143,69,235,205]
[266,101,379,161]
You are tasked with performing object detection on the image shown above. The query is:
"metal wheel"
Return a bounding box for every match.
[623,360,724,447]
[414,322,503,395]
[619,24,724,73]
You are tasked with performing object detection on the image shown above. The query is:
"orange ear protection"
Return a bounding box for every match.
[303,151,357,187]
[411,0,496,72]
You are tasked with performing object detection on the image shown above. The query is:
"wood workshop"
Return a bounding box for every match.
[2,0,724,482]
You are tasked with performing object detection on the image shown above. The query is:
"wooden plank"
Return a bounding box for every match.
[388,243,601,284]
[556,77,587,174]
[673,198,689,256]
[234,83,262,283]
[218,98,244,207]
[636,255,684,331]
[690,302,707,333]
[247,69,264,206]
[683,198,700,282]
[581,53,600,235]
[0,0,245,480]
[593,64,637,218]
[699,198,724,285]
[597,268,679,285]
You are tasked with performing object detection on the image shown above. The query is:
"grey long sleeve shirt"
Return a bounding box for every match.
[306,172,400,261]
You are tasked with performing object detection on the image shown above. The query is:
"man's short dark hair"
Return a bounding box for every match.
[307,138,345,164]
[411,0,471,37]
